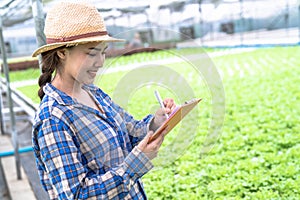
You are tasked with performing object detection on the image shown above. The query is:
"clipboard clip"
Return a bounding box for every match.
[184,98,198,104]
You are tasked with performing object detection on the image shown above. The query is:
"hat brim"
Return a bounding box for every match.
[32,35,125,57]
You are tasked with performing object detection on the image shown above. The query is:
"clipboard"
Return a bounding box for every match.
[148,98,202,143]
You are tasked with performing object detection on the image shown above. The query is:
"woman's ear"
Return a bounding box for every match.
[57,49,67,59]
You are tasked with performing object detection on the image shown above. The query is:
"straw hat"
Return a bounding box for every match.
[32,1,124,57]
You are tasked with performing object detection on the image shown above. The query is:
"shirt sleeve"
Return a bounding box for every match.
[108,99,154,147]
[35,117,153,199]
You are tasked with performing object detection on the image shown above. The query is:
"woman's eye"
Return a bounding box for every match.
[87,51,106,56]
[88,53,96,56]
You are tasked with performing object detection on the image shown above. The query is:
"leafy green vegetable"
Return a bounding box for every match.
[15,46,300,199]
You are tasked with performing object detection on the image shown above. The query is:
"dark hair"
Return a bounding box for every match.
[38,48,64,101]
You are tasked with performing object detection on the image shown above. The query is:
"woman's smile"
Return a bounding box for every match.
[87,69,98,78]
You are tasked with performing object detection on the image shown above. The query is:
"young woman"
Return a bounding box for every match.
[32,2,176,199]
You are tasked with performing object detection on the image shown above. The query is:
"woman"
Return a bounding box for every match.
[32,2,176,199]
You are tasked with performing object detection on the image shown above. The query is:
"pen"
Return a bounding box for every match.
[154,90,169,119]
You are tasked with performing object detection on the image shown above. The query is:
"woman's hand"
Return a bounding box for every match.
[139,98,175,160]
[150,98,176,131]
[163,98,177,116]
[137,128,168,160]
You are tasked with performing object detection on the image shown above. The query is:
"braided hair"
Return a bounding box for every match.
[38,48,63,101]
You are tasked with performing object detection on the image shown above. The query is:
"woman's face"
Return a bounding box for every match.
[63,42,107,85]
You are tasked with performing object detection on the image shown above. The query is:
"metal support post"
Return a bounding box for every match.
[240,0,244,45]
[0,77,4,135]
[198,0,203,45]
[31,0,46,71]
[284,0,289,36]
[0,15,21,180]
[298,1,300,43]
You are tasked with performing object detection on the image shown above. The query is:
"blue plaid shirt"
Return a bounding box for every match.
[32,83,154,199]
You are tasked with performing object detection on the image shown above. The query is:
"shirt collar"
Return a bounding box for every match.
[43,83,107,107]
[43,83,74,105]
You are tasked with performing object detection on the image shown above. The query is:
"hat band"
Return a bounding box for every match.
[46,31,108,44]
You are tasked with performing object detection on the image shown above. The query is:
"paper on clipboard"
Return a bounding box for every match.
[148,98,202,143]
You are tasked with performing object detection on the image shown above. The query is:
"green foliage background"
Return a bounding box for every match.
[13,46,300,199]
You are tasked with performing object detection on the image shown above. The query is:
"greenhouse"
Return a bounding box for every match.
[0,0,299,199]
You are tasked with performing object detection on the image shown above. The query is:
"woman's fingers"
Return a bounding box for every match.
[163,98,176,114]
[138,131,153,150]
[163,98,173,108]
[151,127,168,150]
[138,127,168,160]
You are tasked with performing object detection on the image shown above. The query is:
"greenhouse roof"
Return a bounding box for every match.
[0,0,32,27]
[0,0,275,27]
[0,0,226,27]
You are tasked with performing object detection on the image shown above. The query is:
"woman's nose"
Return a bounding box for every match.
[94,53,105,65]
